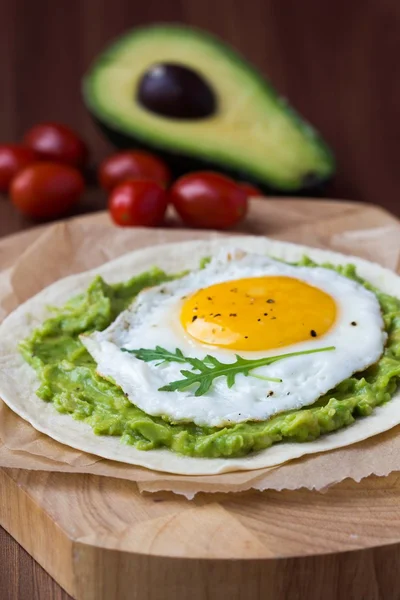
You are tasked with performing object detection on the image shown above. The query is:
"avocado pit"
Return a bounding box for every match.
[137,63,217,120]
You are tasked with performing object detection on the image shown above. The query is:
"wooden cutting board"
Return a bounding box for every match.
[1,198,400,600]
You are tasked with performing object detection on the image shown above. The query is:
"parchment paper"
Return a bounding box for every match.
[1,202,400,498]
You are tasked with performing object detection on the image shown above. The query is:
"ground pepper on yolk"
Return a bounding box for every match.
[180,276,337,351]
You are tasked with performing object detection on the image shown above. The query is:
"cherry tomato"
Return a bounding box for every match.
[99,150,171,191]
[0,145,39,193]
[23,122,88,169]
[240,182,262,197]
[109,180,168,227]
[170,171,248,229]
[10,162,84,219]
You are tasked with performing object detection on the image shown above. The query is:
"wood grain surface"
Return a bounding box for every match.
[2,467,400,600]
[0,527,70,600]
[1,0,400,214]
[0,198,399,600]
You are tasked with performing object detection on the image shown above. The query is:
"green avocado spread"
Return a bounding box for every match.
[19,257,400,459]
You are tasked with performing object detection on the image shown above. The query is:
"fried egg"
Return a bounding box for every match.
[81,250,386,427]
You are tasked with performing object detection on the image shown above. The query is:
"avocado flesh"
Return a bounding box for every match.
[83,25,334,191]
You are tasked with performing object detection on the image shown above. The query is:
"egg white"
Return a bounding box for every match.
[81,250,386,427]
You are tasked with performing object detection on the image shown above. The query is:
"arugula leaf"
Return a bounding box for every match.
[121,345,187,366]
[122,345,335,397]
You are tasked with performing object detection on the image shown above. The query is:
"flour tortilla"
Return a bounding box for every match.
[1,236,400,476]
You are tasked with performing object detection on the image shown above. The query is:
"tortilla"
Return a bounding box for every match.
[0,235,400,476]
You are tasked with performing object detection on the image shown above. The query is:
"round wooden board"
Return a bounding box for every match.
[1,198,400,600]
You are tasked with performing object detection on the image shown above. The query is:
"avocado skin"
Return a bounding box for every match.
[93,117,330,196]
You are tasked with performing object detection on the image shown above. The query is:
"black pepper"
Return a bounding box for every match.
[351,321,357,326]
[310,330,317,337]
[229,313,237,317]
[191,315,198,322]
[267,299,275,304]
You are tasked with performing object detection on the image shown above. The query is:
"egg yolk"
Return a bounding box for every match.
[180,276,337,351]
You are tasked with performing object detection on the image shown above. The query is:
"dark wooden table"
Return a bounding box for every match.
[3,0,400,214]
[0,189,107,239]
[0,527,71,600]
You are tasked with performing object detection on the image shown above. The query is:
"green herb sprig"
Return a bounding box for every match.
[123,346,188,366]
[122,345,335,397]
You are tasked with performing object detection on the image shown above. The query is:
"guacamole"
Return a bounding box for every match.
[19,258,400,459]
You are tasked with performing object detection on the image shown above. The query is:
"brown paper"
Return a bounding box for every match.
[1,201,400,498]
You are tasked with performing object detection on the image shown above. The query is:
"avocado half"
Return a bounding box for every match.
[83,25,335,192]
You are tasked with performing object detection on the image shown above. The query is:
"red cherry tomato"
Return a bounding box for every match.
[240,182,262,197]
[10,162,84,219]
[99,150,171,191]
[0,145,39,193]
[109,180,168,227]
[170,171,248,229]
[23,122,88,169]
